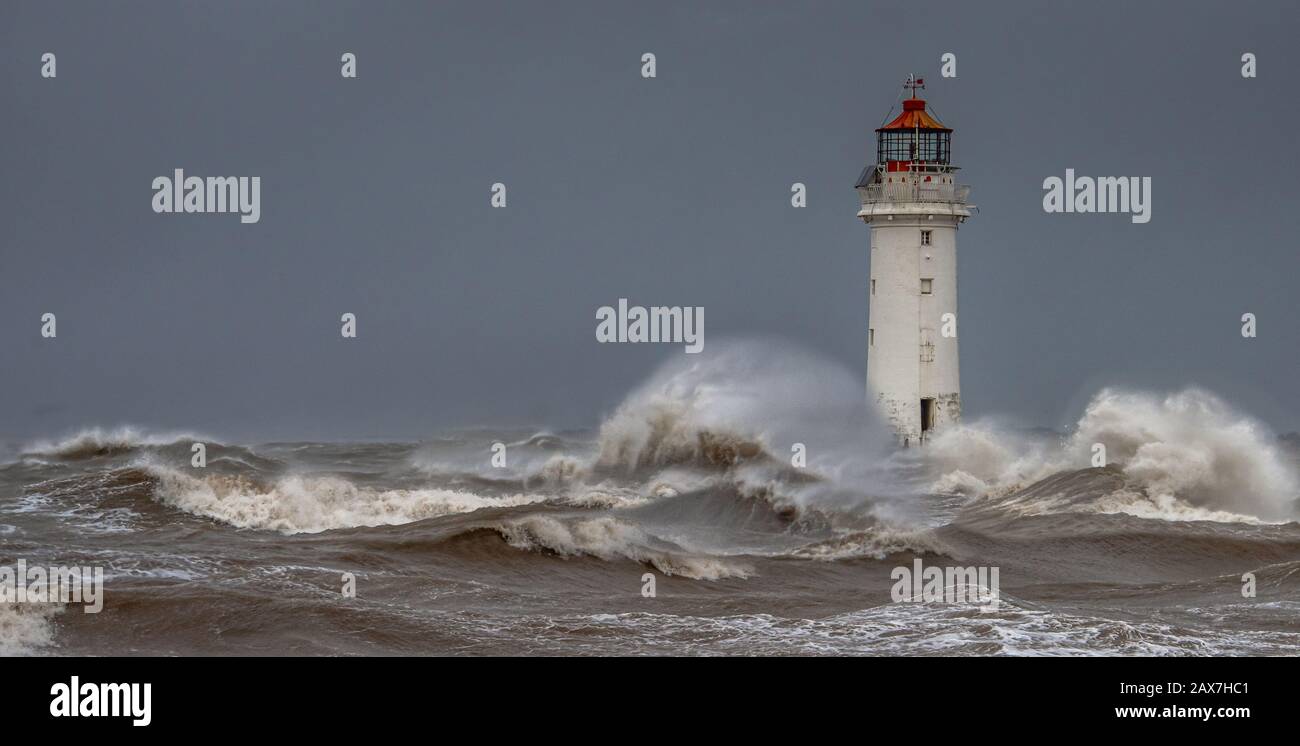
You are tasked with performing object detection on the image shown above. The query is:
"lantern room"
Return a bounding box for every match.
[875,97,952,172]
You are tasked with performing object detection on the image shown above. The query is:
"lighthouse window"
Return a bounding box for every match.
[920,278,933,294]
[869,328,874,346]
[920,230,932,246]
[876,130,951,164]
[871,279,876,295]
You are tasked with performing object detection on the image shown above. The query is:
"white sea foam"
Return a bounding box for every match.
[588,340,902,515]
[145,464,549,534]
[552,599,1297,656]
[0,603,61,656]
[925,388,1300,523]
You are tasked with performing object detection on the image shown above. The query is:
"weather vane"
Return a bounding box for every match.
[905,74,925,97]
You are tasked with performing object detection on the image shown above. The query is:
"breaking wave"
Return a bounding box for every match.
[22,427,212,461]
[593,340,892,474]
[789,526,952,561]
[144,464,550,534]
[584,340,911,529]
[924,388,1300,524]
[494,515,753,580]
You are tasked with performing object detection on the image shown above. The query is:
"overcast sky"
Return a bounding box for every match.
[2,0,1297,442]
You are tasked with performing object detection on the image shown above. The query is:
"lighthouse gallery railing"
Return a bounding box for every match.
[858,182,970,204]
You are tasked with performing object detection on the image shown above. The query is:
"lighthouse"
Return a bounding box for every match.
[857,77,973,446]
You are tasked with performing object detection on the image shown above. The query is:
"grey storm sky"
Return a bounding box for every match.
[2,0,1297,442]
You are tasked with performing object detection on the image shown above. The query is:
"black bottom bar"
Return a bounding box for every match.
[4,656,1284,734]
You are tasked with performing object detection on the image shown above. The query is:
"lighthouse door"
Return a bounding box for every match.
[920,398,935,437]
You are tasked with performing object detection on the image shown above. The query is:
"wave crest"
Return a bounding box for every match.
[789,526,951,560]
[927,388,1299,523]
[145,464,549,534]
[495,515,753,580]
[23,427,211,460]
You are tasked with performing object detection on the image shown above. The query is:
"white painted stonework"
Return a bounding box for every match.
[859,172,973,445]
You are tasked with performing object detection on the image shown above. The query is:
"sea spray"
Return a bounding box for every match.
[922,387,1300,523]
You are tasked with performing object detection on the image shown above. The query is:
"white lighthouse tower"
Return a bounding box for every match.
[857,77,973,446]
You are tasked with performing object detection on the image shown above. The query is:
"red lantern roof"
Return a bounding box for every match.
[876,98,951,133]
